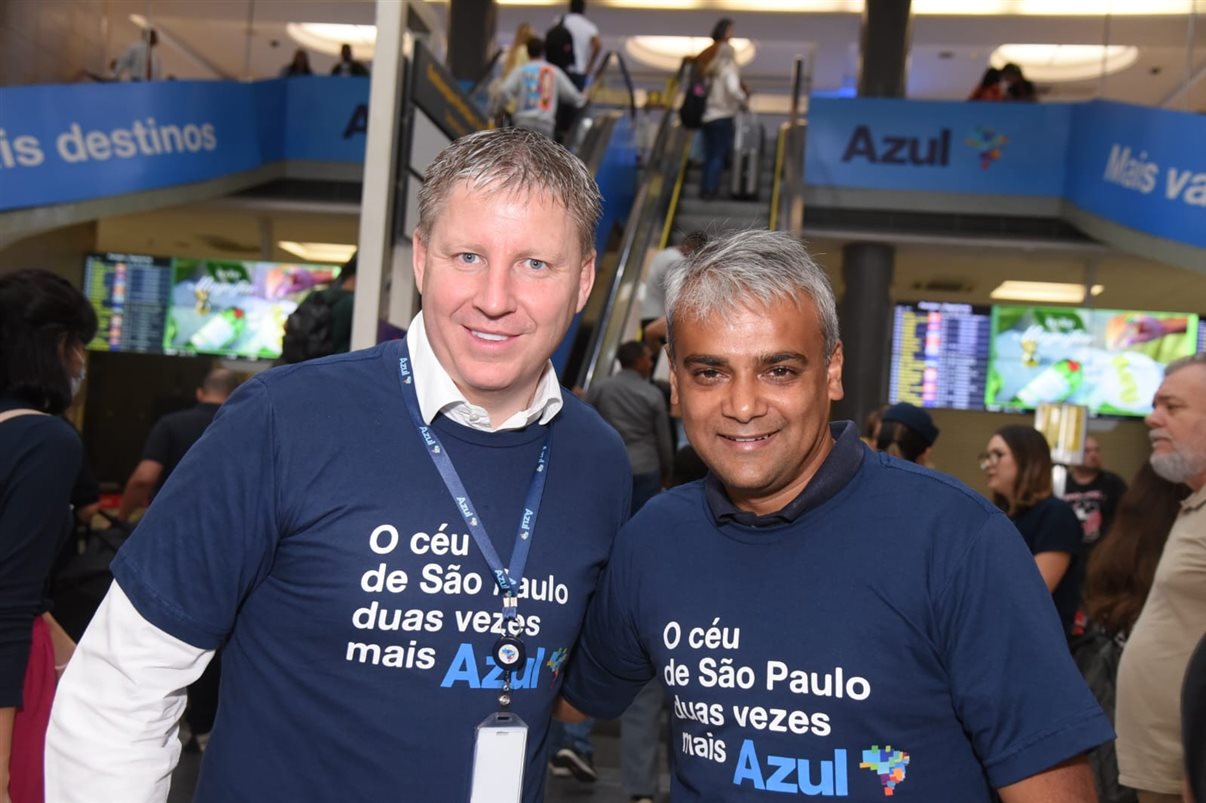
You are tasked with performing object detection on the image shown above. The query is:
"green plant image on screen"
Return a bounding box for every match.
[985,305,1199,417]
[162,258,339,360]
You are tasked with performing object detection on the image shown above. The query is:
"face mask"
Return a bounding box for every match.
[71,368,86,398]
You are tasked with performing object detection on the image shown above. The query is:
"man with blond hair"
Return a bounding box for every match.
[48,128,631,802]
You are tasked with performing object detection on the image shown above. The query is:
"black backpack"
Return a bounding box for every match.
[679,66,709,129]
[280,288,338,364]
[545,19,576,72]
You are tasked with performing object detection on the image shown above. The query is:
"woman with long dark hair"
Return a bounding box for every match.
[1076,463,1187,803]
[981,424,1083,636]
[0,270,96,803]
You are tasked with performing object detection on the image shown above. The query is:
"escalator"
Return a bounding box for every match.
[565,57,812,393]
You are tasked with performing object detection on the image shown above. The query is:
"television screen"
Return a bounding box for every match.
[163,258,339,360]
[986,305,1199,417]
[889,301,991,410]
[84,253,174,354]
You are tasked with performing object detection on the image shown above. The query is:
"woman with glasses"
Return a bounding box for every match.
[981,424,1084,639]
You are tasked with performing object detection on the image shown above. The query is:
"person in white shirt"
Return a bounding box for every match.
[560,0,601,89]
[699,39,749,200]
[45,128,633,803]
[495,37,586,139]
[112,28,161,82]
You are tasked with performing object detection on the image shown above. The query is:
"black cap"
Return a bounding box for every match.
[881,402,939,447]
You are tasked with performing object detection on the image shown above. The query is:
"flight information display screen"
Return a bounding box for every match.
[84,253,174,353]
[888,301,992,410]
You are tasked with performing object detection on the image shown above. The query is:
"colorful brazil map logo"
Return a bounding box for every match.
[860,746,910,796]
[966,127,1007,170]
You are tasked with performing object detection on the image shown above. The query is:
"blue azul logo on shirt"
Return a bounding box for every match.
[440,642,546,689]
[419,426,440,454]
[733,740,849,796]
[398,357,412,383]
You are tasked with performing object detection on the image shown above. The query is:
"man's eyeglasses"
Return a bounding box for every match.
[978,449,1008,471]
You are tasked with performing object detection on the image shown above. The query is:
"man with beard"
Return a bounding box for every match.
[1117,353,1206,803]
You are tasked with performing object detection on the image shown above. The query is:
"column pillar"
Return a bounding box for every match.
[351,0,408,350]
[834,0,910,425]
[447,0,496,84]
[834,243,894,425]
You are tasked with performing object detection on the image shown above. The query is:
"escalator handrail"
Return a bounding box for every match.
[583,49,637,120]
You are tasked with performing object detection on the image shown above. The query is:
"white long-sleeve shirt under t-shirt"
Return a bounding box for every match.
[45,313,563,803]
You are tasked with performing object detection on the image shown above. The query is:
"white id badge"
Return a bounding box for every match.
[469,711,528,803]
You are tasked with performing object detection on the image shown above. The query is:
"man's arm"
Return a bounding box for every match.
[556,67,586,108]
[46,584,213,803]
[118,459,163,521]
[998,755,1098,803]
[586,34,601,76]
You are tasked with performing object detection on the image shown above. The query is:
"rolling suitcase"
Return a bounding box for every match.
[730,112,763,201]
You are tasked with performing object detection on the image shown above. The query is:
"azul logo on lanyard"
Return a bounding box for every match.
[395,343,551,621]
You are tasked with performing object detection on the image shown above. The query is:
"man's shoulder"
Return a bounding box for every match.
[863,451,999,515]
[563,12,598,35]
[557,392,627,447]
[243,342,399,417]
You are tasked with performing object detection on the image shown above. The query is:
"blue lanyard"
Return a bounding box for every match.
[397,343,550,620]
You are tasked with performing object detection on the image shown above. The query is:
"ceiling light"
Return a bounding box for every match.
[624,36,756,73]
[286,23,377,59]
[990,44,1139,82]
[991,281,1105,304]
[278,241,358,264]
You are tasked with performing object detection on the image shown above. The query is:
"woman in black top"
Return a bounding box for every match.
[1,270,96,802]
[980,424,1083,636]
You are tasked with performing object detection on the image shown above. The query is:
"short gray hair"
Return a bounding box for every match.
[416,128,602,257]
[665,229,840,359]
[1164,351,1206,378]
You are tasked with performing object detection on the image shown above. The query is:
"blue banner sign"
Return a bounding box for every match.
[805,97,1204,252]
[1064,102,1206,250]
[806,97,1072,197]
[0,78,369,212]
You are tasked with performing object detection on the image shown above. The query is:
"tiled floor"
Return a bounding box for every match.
[166,720,672,803]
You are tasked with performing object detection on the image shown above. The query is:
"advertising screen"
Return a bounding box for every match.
[83,253,340,360]
[986,305,1199,417]
[163,258,340,360]
[888,301,991,410]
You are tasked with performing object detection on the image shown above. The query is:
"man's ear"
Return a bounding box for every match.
[827,340,845,402]
[412,231,428,289]
[576,250,597,313]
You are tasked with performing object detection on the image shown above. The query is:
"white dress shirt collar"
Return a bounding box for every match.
[407,311,563,432]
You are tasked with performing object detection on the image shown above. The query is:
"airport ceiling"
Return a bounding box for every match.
[105,0,1206,108]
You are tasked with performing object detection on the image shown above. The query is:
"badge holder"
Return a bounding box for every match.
[468,636,529,803]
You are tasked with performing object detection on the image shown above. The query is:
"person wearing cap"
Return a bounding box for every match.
[874,402,939,465]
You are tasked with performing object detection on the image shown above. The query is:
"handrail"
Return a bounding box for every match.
[584,49,637,120]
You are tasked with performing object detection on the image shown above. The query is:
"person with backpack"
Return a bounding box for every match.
[546,0,600,142]
[699,38,748,200]
[279,253,357,364]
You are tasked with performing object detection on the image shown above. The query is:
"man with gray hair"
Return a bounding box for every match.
[1116,352,1206,803]
[48,128,633,802]
[558,229,1112,800]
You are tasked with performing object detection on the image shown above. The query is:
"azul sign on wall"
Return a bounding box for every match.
[0,78,370,213]
[805,97,1204,253]
[806,98,1072,197]
[1065,102,1206,250]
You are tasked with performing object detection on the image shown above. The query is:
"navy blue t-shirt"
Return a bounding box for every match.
[111,340,631,802]
[1010,495,1084,636]
[563,427,1112,800]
